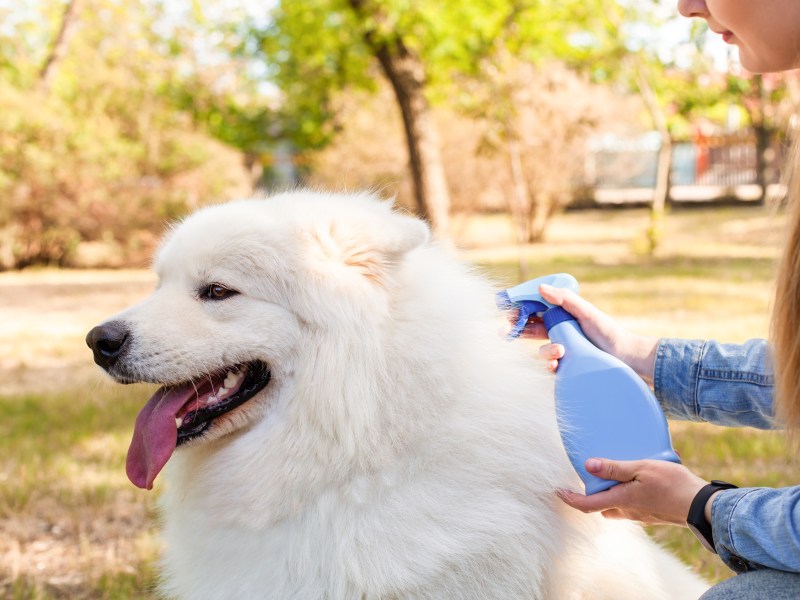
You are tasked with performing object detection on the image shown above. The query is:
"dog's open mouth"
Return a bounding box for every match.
[126,361,270,490]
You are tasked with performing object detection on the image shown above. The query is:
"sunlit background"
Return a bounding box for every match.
[1,0,798,597]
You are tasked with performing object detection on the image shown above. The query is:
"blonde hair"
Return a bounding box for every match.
[771,133,800,440]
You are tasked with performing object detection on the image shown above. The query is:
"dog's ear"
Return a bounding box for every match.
[371,204,430,258]
[305,203,429,284]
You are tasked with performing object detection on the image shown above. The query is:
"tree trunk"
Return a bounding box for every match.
[741,75,773,206]
[506,134,530,241]
[635,61,671,255]
[40,0,82,92]
[754,124,772,205]
[527,193,552,244]
[649,134,672,252]
[348,1,451,237]
[506,132,531,280]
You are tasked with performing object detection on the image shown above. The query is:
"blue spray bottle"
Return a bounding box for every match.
[497,273,681,495]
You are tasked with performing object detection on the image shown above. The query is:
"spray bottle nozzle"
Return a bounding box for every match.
[496,273,580,339]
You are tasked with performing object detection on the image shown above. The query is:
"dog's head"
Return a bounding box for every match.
[87,191,429,490]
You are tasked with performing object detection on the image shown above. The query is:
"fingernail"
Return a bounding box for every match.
[540,284,555,293]
[585,458,602,473]
[556,488,571,501]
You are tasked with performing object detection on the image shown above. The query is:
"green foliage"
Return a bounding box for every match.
[0,0,271,269]
[253,0,638,149]
[649,23,796,137]
[251,0,375,148]
[1,0,790,267]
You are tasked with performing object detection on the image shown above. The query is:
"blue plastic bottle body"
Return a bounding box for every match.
[547,314,681,495]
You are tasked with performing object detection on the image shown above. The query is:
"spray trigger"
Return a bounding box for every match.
[496,273,580,339]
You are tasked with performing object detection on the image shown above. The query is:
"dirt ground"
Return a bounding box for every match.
[0,269,157,396]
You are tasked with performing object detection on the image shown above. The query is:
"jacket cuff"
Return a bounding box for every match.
[711,488,765,573]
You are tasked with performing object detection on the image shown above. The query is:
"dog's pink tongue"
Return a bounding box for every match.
[126,385,194,490]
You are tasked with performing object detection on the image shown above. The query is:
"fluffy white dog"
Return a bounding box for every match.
[87,191,708,599]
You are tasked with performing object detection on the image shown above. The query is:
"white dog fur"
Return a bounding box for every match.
[97,191,709,599]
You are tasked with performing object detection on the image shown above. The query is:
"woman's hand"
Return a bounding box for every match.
[557,458,708,526]
[527,284,660,383]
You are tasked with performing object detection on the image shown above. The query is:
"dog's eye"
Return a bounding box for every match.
[201,283,238,301]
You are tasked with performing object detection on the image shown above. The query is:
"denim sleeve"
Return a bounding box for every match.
[653,338,776,429]
[711,487,800,573]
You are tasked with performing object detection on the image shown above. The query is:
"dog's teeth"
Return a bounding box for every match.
[223,371,242,389]
[175,417,183,428]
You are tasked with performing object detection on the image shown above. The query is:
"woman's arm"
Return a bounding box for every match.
[654,338,776,429]
[531,285,777,429]
[711,486,800,572]
[559,460,800,574]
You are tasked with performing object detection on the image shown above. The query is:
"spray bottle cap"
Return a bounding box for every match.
[496,273,580,339]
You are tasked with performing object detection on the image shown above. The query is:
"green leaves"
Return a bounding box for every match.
[253,0,649,149]
[0,0,266,268]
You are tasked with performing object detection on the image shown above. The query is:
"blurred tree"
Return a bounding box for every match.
[255,0,451,234]
[307,78,637,244]
[459,56,604,251]
[451,0,650,249]
[641,10,800,205]
[346,0,450,234]
[671,65,798,204]
[0,0,270,269]
[39,0,82,91]
[253,0,638,239]
[636,58,672,254]
[576,0,676,255]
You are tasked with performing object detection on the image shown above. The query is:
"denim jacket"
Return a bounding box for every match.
[654,338,800,573]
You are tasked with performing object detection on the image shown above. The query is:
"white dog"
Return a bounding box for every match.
[87,191,708,599]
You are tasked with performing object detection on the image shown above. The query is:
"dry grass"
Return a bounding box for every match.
[0,270,160,599]
[0,204,796,596]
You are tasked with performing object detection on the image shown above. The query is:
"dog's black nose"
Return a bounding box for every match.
[86,321,130,370]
